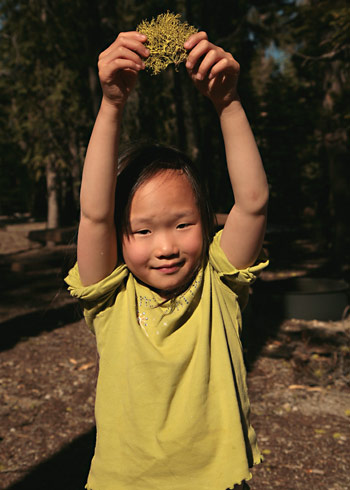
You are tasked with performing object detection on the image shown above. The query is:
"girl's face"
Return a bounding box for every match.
[122,170,203,298]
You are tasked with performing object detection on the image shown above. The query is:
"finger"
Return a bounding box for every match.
[100,32,141,57]
[99,58,144,80]
[101,40,149,63]
[112,59,144,72]
[185,39,217,70]
[208,56,239,80]
[113,31,148,50]
[100,32,148,60]
[100,45,146,68]
[184,31,208,50]
[194,49,226,80]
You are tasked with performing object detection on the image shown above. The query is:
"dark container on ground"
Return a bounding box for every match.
[253,277,349,321]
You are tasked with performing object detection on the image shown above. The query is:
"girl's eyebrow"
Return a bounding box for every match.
[129,217,151,228]
[171,209,198,220]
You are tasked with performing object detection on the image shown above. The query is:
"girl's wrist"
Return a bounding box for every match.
[214,98,243,119]
[100,97,125,121]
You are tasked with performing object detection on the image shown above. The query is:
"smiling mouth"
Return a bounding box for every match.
[153,262,184,274]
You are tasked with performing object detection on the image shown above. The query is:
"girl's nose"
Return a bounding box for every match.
[155,234,179,258]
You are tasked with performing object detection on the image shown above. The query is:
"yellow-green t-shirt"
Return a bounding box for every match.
[65,230,268,490]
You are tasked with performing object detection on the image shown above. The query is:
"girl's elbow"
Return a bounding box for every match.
[80,208,115,225]
[260,189,269,214]
[246,187,269,215]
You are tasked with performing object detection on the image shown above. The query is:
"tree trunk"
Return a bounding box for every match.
[323,60,349,274]
[69,136,81,211]
[46,159,59,245]
[86,0,103,118]
[173,67,187,151]
[89,65,100,118]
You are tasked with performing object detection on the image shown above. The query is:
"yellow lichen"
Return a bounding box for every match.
[136,12,198,75]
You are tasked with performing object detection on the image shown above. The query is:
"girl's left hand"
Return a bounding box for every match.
[184,32,240,112]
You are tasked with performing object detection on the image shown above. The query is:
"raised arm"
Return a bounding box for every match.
[77,32,148,286]
[185,32,268,269]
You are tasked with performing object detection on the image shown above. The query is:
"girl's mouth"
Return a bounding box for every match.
[153,262,184,274]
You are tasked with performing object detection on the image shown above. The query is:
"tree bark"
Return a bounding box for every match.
[86,0,103,118]
[323,60,349,273]
[46,159,59,244]
[173,67,187,151]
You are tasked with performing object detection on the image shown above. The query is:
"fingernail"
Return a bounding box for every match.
[186,61,193,69]
[196,73,203,81]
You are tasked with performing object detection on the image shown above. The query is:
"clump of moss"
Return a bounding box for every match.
[137,12,198,75]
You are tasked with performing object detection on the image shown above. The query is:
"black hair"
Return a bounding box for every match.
[115,143,215,262]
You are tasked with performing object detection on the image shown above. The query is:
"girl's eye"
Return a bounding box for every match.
[177,223,190,229]
[134,229,151,235]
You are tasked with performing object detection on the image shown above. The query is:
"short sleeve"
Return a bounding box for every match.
[209,229,269,309]
[64,263,129,329]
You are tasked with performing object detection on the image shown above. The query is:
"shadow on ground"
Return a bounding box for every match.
[7,428,96,490]
[0,244,82,352]
[1,303,83,351]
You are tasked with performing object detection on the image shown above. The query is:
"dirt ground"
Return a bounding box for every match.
[0,222,349,490]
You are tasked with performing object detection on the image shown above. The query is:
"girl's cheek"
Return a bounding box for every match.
[190,226,204,254]
[124,239,148,266]
[121,236,136,264]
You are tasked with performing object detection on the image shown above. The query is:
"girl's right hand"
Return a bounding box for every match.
[98,31,149,108]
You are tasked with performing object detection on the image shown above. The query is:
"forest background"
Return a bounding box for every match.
[0,0,349,274]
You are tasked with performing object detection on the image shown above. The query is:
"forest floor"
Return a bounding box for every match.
[0,221,349,490]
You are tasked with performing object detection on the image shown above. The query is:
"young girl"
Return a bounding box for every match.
[66,30,269,490]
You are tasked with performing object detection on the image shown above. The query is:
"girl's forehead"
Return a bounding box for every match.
[130,170,198,212]
[134,169,195,198]
[141,168,187,184]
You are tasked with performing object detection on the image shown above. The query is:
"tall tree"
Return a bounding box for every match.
[280,0,349,270]
[245,0,349,272]
[1,0,92,227]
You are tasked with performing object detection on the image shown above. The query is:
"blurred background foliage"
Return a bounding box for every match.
[0,0,349,271]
